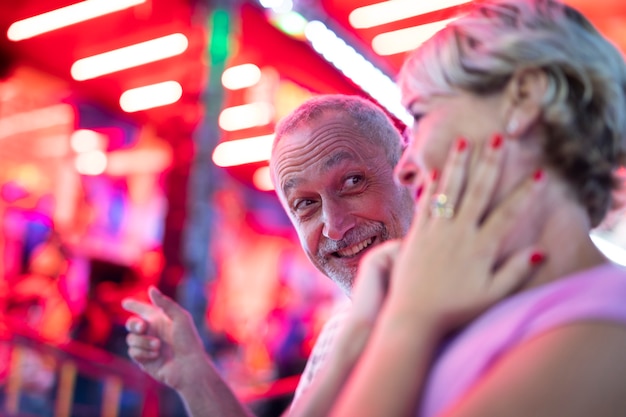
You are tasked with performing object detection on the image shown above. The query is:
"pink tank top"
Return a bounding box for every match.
[420,262,626,417]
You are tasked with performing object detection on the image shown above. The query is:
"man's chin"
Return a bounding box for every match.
[323,265,357,296]
[331,275,354,298]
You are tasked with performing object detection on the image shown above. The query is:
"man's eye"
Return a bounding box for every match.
[294,199,315,211]
[344,175,363,188]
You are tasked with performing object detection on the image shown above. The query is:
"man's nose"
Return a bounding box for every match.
[321,200,355,241]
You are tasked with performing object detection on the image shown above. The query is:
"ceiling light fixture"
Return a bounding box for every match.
[349,0,471,29]
[212,134,274,167]
[71,33,189,81]
[255,1,410,126]
[372,18,457,56]
[7,0,146,41]
[218,103,274,131]
[120,81,183,112]
[304,20,411,126]
[259,0,293,13]
[222,64,262,90]
[268,10,308,39]
[0,104,74,139]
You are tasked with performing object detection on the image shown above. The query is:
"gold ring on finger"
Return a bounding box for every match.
[430,193,455,219]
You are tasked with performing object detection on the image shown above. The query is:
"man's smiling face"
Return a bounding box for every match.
[271,112,414,295]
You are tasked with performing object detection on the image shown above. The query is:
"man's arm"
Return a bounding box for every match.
[287,284,393,417]
[123,286,254,417]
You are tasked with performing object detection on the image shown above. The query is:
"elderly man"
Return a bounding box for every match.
[123,94,414,416]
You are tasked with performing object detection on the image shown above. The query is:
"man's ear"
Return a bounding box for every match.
[503,68,549,138]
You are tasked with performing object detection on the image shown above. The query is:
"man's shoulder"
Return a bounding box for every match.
[291,299,352,405]
[318,300,352,338]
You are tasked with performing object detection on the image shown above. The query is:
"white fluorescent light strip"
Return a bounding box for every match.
[373,18,456,56]
[260,0,294,13]
[71,33,189,81]
[304,20,412,126]
[7,0,146,41]
[212,134,274,167]
[0,104,74,138]
[120,81,183,112]
[590,234,626,267]
[218,102,274,131]
[350,0,471,29]
[222,64,262,90]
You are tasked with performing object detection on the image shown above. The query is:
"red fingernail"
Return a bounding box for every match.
[533,169,544,182]
[456,137,467,152]
[490,133,503,149]
[529,251,545,265]
[431,169,439,181]
[415,185,423,201]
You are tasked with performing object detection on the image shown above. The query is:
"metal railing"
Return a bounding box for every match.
[0,320,300,417]
[0,320,160,417]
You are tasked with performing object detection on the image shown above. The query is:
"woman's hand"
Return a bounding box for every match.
[385,134,547,333]
[328,134,548,417]
[334,240,401,361]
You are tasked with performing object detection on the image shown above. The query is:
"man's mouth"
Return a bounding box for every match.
[333,237,375,258]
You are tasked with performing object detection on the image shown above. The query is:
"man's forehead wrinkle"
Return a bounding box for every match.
[275,121,374,197]
[324,150,355,170]
[278,137,361,177]
[278,145,354,198]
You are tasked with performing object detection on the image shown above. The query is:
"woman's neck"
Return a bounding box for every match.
[520,181,608,291]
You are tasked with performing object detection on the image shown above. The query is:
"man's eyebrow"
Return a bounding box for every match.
[282,177,300,196]
[281,150,357,196]
[324,150,355,169]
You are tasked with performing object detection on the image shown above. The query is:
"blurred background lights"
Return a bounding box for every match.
[0,104,73,138]
[71,33,189,81]
[120,81,183,112]
[7,0,146,41]
[269,10,308,38]
[218,102,274,131]
[75,150,108,176]
[259,0,293,13]
[304,20,411,126]
[253,166,274,191]
[70,129,107,153]
[372,19,457,56]
[212,134,274,167]
[222,63,262,90]
[349,0,470,28]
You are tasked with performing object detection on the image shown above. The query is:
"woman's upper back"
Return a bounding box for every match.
[421,262,626,417]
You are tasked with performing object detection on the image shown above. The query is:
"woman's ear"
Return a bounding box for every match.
[504,68,549,138]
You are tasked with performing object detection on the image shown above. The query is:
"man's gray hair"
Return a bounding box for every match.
[272,94,406,169]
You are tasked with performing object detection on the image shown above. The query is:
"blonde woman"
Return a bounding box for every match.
[327,1,626,416]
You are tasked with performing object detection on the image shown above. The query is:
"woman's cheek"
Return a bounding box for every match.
[420,136,449,173]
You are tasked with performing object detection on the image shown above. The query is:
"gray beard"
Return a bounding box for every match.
[324,264,357,297]
[317,222,390,297]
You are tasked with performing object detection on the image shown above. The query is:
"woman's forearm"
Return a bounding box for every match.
[330,309,442,417]
[289,317,374,417]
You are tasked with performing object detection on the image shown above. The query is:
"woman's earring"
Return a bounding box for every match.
[506,119,519,136]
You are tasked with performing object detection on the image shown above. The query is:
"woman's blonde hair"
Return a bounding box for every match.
[400,0,626,226]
